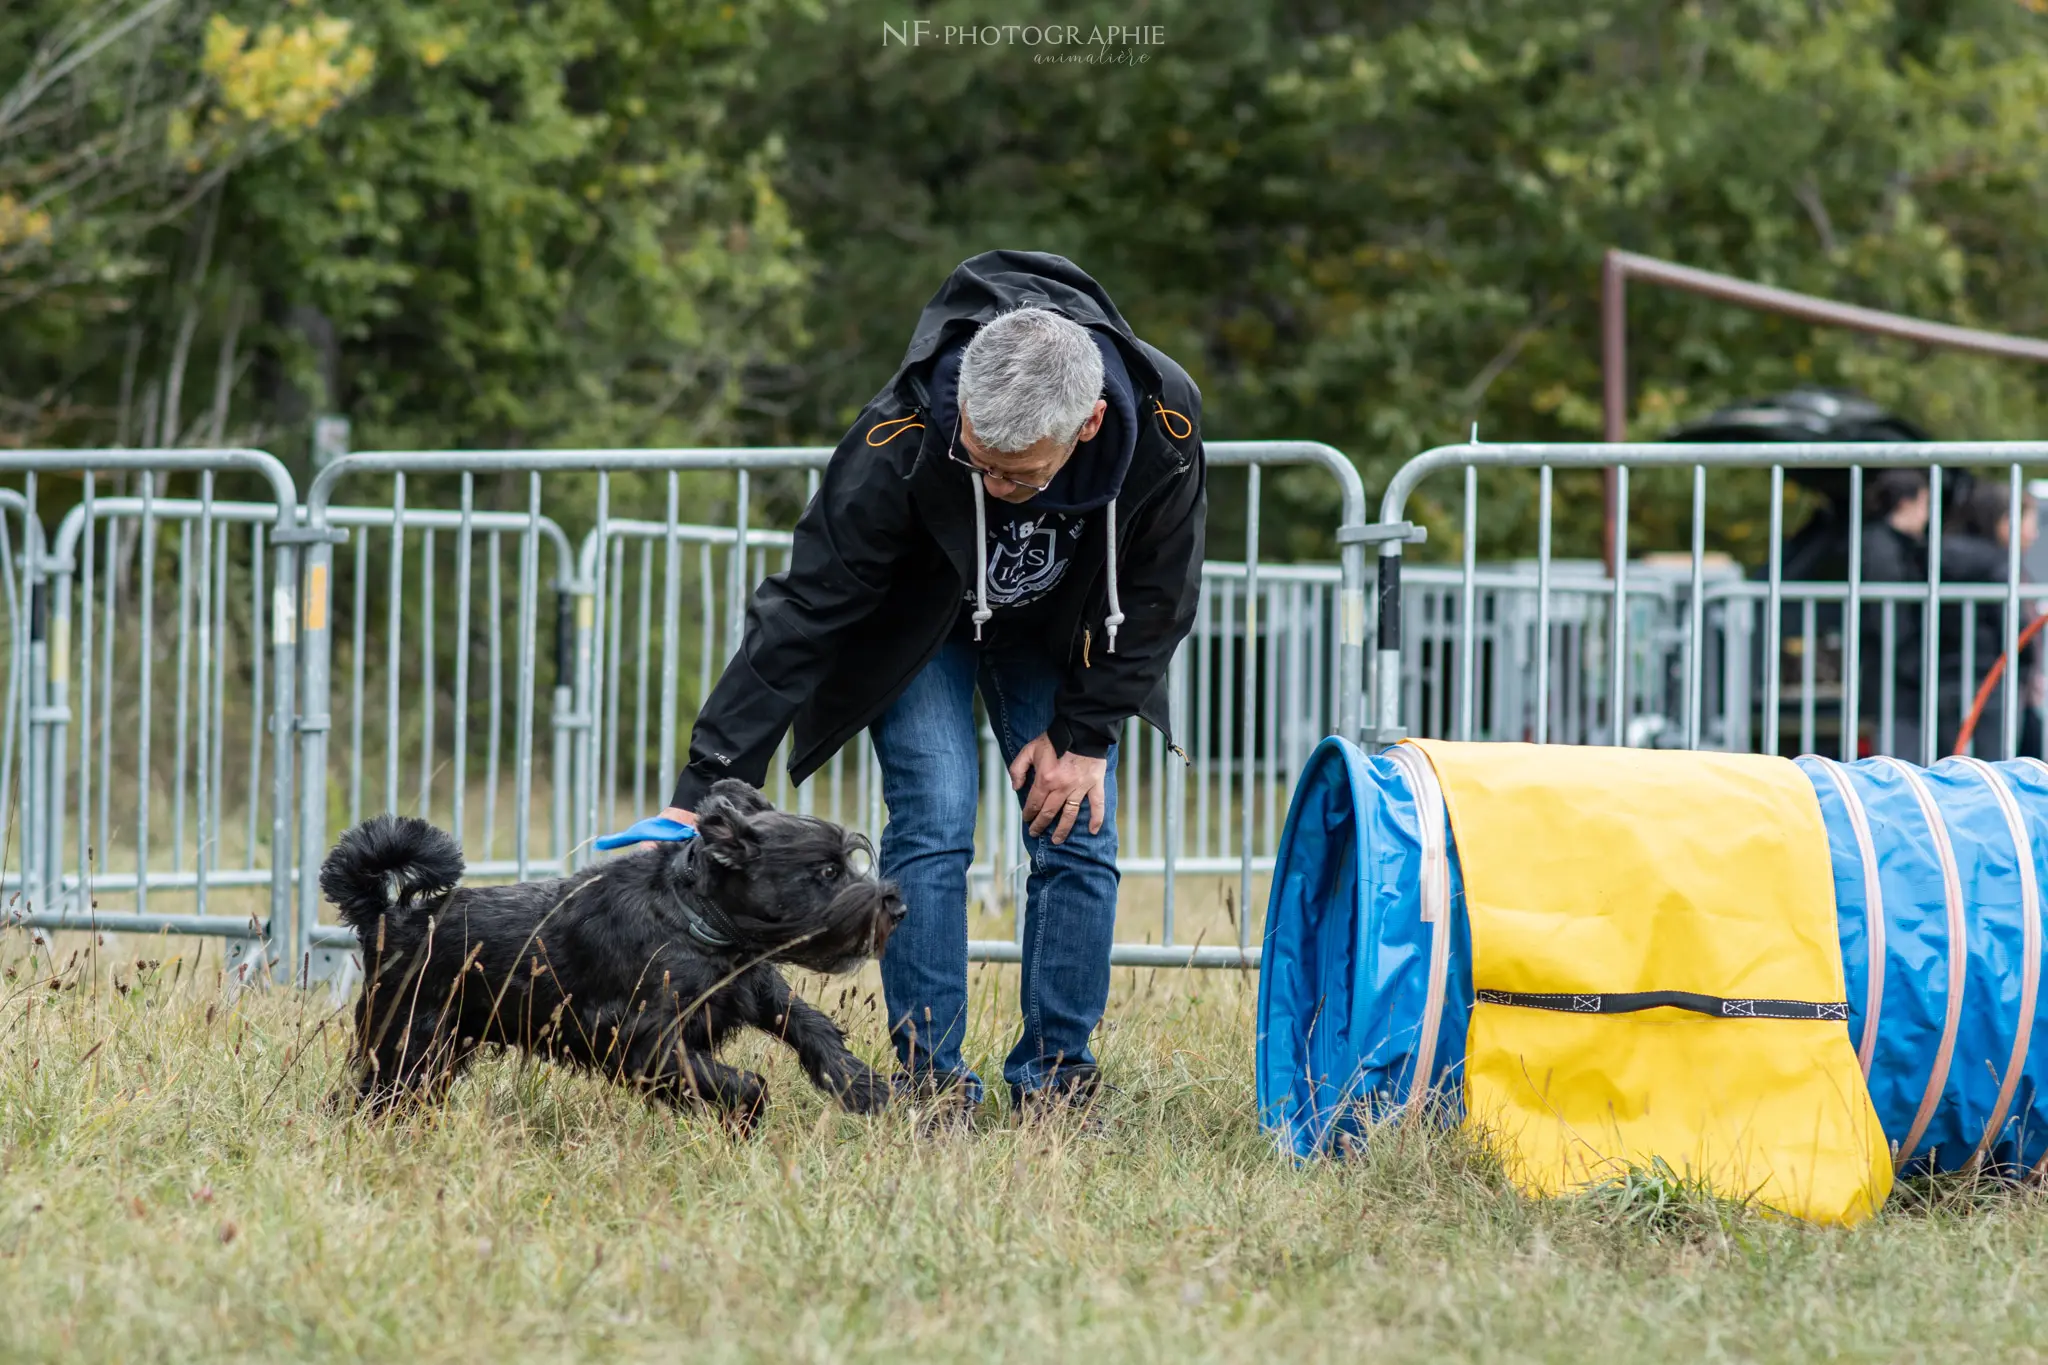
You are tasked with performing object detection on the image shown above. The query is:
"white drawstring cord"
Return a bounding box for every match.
[969,472,1119,653]
[1103,496,1124,654]
[970,469,992,641]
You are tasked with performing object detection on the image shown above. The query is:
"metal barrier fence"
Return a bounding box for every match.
[292,442,1367,972]
[1396,555,2048,756]
[0,443,1366,977]
[17,437,2039,979]
[1371,441,2048,767]
[3,451,302,976]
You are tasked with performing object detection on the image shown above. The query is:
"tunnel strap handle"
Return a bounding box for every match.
[1475,988,1848,1021]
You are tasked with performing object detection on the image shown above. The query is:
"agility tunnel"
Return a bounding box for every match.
[1255,738,2048,1223]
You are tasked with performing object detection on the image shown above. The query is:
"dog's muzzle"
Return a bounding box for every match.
[784,877,908,975]
[868,884,908,955]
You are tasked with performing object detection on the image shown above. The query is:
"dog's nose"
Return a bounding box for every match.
[888,899,908,925]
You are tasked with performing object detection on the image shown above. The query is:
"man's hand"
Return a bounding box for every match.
[1010,734,1108,845]
[644,805,696,849]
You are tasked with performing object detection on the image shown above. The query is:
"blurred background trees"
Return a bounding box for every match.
[7,0,2048,557]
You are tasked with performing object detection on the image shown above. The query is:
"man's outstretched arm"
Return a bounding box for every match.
[667,403,920,813]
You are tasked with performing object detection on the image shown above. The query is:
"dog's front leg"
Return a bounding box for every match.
[671,1052,769,1135]
[750,975,890,1114]
[620,1023,768,1133]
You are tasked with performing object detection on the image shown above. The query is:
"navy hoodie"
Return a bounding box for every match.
[929,330,1139,635]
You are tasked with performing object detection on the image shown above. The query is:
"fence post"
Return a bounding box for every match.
[0,502,21,918]
[574,478,612,866]
[23,504,47,915]
[1373,542,1404,746]
[265,513,301,981]
[571,534,600,868]
[295,527,331,972]
[43,530,73,914]
[552,580,575,872]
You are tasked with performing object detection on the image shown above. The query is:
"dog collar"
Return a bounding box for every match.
[595,820,740,953]
[677,898,736,952]
[671,840,744,953]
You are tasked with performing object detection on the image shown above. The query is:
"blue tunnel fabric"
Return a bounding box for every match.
[1255,737,1469,1159]
[1255,741,2048,1176]
[1800,755,2046,1173]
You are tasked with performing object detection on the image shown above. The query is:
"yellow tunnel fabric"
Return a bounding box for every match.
[1408,740,1891,1226]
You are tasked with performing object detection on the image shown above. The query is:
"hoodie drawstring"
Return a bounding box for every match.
[1103,497,1123,654]
[970,468,992,641]
[966,474,1121,654]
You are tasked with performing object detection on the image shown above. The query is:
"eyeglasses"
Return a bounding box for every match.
[946,420,1057,494]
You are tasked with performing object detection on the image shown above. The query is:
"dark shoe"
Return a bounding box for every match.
[1011,1064,1114,1135]
[892,1070,981,1137]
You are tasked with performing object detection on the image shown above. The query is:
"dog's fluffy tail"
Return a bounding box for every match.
[320,815,465,935]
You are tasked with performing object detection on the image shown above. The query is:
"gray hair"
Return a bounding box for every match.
[958,307,1104,454]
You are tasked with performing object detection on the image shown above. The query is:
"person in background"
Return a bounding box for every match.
[2019,490,2046,758]
[1858,469,1930,757]
[1950,482,2043,758]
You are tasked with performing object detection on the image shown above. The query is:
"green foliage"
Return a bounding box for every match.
[737,0,2048,561]
[0,0,372,446]
[230,0,809,456]
[8,0,2048,560]
[0,1,372,304]
[1574,1155,1757,1242]
[2,0,808,499]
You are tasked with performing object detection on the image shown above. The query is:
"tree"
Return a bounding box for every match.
[0,0,373,447]
[225,0,810,467]
[732,0,2048,562]
[1,0,811,487]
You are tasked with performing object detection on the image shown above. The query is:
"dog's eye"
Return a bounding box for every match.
[816,864,839,882]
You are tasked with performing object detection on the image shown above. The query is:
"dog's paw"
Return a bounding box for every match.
[833,1067,892,1115]
[720,1072,769,1136]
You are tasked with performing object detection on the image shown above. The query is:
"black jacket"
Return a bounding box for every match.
[1939,531,2039,701]
[671,251,1207,811]
[1859,521,2037,719]
[1857,519,1928,716]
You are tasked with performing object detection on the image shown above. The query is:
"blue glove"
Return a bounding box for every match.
[594,815,698,851]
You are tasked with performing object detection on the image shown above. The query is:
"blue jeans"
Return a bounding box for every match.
[870,638,1120,1103]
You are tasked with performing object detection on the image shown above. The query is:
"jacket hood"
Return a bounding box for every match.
[928,328,1139,515]
[894,250,1165,402]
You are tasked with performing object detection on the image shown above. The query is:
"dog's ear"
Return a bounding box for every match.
[705,778,773,816]
[695,798,761,870]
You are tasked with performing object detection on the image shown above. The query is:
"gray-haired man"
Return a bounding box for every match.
[657,251,1206,1118]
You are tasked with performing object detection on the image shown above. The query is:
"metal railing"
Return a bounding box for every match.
[10,438,2046,979]
[3,451,302,977]
[1371,441,2048,767]
[0,444,1366,976]
[292,441,1367,971]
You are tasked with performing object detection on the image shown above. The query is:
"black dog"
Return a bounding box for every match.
[319,779,904,1129]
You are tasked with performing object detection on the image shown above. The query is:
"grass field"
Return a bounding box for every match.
[8,935,2048,1364]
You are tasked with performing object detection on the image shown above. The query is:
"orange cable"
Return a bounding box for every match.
[1952,611,2048,756]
